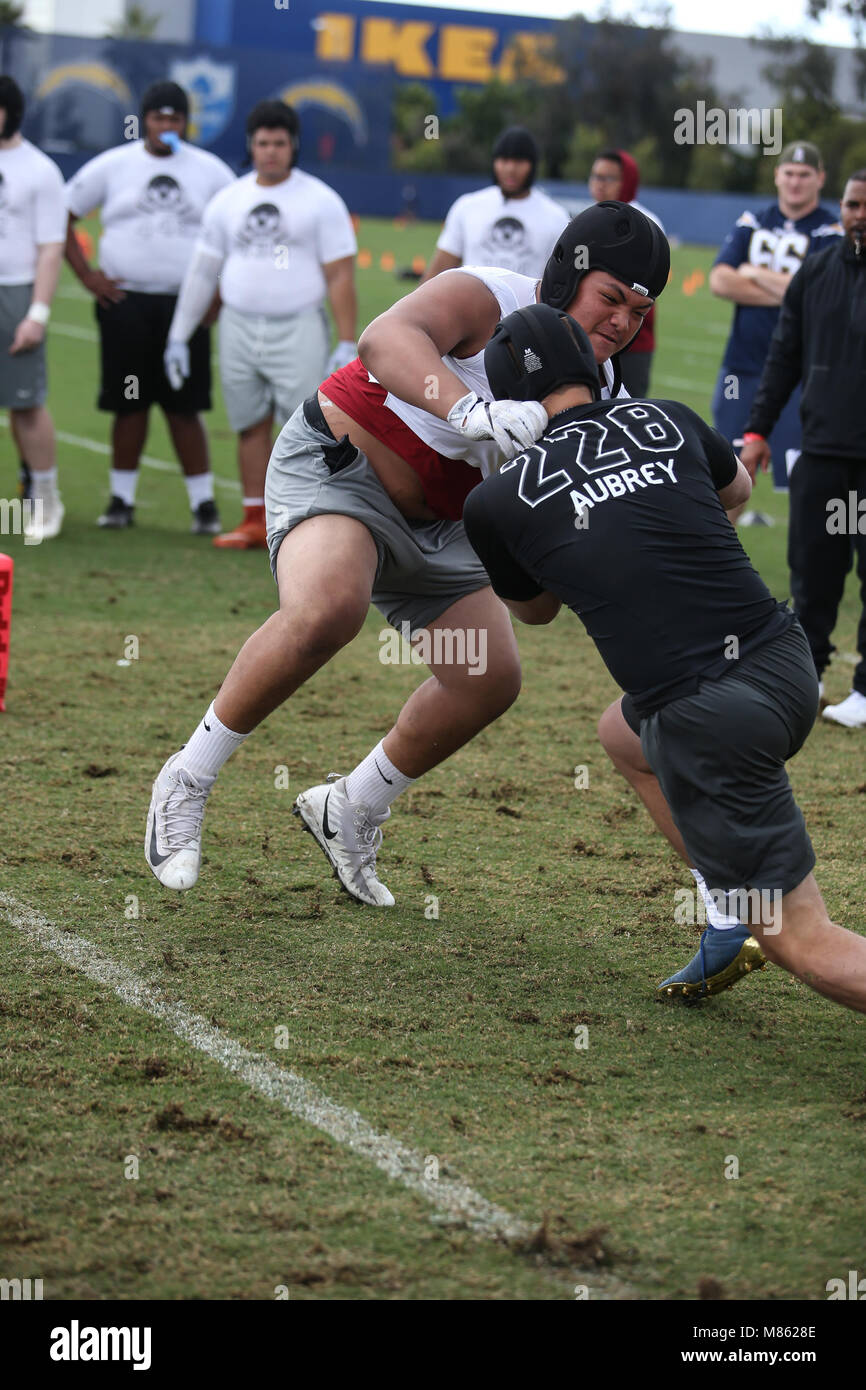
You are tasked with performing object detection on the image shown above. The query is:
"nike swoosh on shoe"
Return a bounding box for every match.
[149,819,171,867]
[322,790,338,839]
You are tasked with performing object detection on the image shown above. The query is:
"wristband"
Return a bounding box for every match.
[742,432,765,443]
[26,301,50,326]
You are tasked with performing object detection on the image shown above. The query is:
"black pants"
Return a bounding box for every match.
[788,452,866,694]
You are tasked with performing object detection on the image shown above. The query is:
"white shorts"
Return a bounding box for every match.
[218,303,329,433]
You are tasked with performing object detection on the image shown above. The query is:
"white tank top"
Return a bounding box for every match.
[380,266,621,478]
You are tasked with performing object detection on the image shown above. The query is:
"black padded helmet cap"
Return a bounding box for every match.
[141,81,189,119]
[540,200,670,309]
[492,125,537,189]
[493,126,538,166]
[0,75,24,140]
[485,304,601,404]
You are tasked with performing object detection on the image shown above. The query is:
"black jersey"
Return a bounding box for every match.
[463,397,792,716]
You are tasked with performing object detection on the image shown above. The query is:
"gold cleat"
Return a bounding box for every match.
[657,933,767,1001]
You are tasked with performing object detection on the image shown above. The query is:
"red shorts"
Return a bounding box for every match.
[320,358,480,522]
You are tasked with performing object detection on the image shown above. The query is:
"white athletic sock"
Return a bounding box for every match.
[344,740,415,820]
[180,702,248,783]
[691,867,741,930]
[110,469,138,506]
[31,468,58,499]
[185,471,214,509]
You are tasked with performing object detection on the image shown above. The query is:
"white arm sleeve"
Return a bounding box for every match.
[168,241,223,343]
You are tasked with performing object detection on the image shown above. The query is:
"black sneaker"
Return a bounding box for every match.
[98,495,134,528]
[191,499,221,535]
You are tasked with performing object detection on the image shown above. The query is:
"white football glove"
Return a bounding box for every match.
[446,391,548,461]
[326,339,357,374]
[164,339,190,391]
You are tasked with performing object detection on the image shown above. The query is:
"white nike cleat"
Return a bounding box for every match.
[145,752,212,890]
[822,689,866,728]
[293,774,395,907]
[24,494,64,542]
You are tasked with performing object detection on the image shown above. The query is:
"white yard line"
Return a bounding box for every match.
[3,892,524,1235]
[0,414,239,493]
[2,891,629,1296]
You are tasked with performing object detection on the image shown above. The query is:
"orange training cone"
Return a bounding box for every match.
[0,553,12,712]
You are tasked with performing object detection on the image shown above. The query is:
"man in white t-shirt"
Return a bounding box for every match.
[165,100,358,549]
[0,76,66,542]
[64,81,234,532]
[421,127,569,284]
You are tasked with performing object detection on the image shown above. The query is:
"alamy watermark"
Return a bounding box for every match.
[675,886,782,934]
[378,621,488,675]
[826,493,866,535]
[673,102,782,157]
[0,497,43,545]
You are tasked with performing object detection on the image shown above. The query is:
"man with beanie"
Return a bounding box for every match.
[165,100,357,550]
[709,141,841,519]
[739,171,866,730]
[421,126,568,282]
[588,149,664,396]
[64,81,234,531]
[0,75,66,541]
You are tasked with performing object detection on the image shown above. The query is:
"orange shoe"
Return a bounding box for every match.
[212,511,267,550]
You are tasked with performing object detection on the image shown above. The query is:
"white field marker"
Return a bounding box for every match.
[1,893,630,1297]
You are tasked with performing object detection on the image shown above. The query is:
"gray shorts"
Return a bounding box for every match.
[218,303,329,433]
[264,397,490,631]
[0,283,46,410]
[639,620,819,897]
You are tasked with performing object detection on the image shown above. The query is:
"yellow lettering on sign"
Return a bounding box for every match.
[499,32,565,84]
[438,25,496,83]
[315,14,355,63]
[361,18,435,77]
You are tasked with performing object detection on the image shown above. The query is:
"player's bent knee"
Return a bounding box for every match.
[459,659,521,717]
[279,593,368,656]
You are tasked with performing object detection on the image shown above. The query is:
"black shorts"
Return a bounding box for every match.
[637,620,819,896]
[95,290,211,414]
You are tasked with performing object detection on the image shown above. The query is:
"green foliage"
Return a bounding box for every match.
[106,4,160,39]
[394,80,539,176]
[0,1,25,25]
[748,34,866,196]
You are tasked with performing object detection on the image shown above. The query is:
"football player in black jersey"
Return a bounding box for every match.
[464,304,866,1017]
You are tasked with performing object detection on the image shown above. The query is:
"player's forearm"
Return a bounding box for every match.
[64,215,92,284]
[325,266,357,342]
[31,242,64,308]
[359,320,470,419]
[746,267,790,302]
[708,264,780,307]
[168,244,222,343]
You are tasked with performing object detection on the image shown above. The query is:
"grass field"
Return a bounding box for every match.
[1,216,865,1303]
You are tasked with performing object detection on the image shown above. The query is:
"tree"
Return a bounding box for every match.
[750,32,866,192]
[546,8,740,186]
[0,2,26,24]
[106,5,160,39]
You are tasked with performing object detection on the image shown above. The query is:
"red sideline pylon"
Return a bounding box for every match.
[0,552,13,712]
